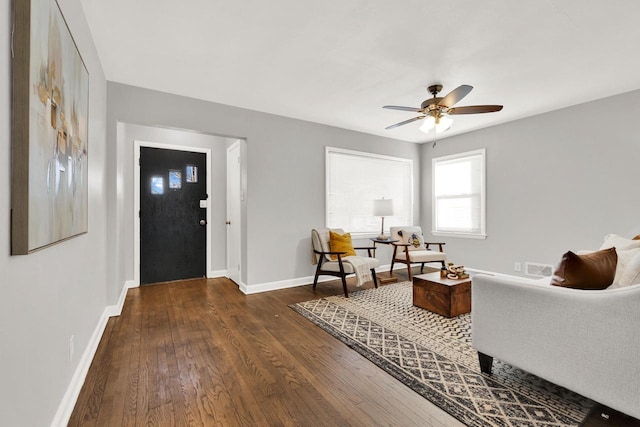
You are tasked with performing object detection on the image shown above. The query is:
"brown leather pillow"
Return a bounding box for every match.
[634,234,640,240]
[550,248,617,290]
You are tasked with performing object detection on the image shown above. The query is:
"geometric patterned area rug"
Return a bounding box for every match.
[290,282,593,427]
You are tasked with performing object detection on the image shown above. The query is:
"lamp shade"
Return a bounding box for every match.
[373,198,394,217]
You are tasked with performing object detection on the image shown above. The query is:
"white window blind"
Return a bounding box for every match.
[326,148,413,234]
[432,149,486,238]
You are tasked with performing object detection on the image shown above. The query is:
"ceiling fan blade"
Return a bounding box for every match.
[447,105,503,115]
[383,105,423,112]
[438,85,473,108]
[385,116,425,130]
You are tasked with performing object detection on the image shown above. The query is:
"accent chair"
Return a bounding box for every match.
[311,228,380,297]
[389,226,446,280]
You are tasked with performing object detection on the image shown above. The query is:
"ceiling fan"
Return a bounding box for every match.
[383,84,503,134]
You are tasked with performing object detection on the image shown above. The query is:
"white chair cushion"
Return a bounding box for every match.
[395,249,446,263]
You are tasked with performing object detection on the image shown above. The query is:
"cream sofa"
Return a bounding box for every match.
[472,234,640,420]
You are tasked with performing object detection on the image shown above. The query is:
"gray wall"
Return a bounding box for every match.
[107,82,420,295]
[0,0,108,425]
[420,89,640,276]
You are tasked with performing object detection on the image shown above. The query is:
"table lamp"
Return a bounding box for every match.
[373,198,394,240]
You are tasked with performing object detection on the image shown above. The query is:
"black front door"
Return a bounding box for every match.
[140,147,207,284]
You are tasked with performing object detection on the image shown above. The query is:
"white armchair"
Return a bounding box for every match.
[311,228,380,297]
[389,226,446,280]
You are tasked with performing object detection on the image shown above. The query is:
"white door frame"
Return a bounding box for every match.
[134,140,213,286]
[226,140,242,285]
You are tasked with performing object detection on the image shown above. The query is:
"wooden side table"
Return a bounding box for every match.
[370,238,399,284]
[412,272,471,317]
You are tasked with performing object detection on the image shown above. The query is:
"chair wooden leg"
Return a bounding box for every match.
[420,263,425,273]
[405,259,413,280]
[341,275,349,298]
[371,269,378,288]
[390,259,395,274]
[313,264,322,290]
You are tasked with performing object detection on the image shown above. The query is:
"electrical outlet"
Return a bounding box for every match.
[514,262,522,272]
[69,335,75,362]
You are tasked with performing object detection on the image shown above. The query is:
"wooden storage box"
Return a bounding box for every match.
[412,272,471,317]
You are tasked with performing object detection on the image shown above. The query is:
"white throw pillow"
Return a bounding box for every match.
[600,234,640,251]
[609,250,640,289]
[399,229,425,251]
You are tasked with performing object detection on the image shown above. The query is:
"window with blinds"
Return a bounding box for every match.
[432,149,486,239]
[326,147,413,234]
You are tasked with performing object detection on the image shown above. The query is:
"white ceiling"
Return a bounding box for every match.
[80,0,640,143]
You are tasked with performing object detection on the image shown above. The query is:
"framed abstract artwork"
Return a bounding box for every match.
[11,0,89,254]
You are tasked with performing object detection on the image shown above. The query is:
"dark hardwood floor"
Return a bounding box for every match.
[69,270,462,426]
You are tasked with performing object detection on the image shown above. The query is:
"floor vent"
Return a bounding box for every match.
[525,262,554,277]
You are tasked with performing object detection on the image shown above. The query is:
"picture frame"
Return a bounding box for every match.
[11,0,90,254]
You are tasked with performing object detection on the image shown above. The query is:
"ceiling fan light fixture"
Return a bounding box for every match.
[435,115,453,133]
[383,84,503,134]
[419,115,436,133]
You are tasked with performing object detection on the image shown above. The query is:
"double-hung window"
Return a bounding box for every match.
[432,149,486,239]
[326,147,413,234]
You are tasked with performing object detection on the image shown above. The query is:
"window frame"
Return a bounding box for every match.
[431,148,487,239]
[325,147,414,236]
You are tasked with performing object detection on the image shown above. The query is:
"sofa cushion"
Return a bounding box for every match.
[600,234,640,251]
[399,229,426,251]
[329,230,356,260]
[550,248,617,290]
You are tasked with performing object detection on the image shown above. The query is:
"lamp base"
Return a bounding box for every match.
[377,233,387,240]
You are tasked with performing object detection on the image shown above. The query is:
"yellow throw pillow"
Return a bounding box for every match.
[329,230,357,260]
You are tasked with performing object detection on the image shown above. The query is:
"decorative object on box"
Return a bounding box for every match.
[372,198,394,240]
[440,265,448,278]
[445,262,469,280]
[11,0,90,254]
[291,282,590,427]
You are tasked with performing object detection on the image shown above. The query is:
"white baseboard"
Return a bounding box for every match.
[208,269,227,278]
[242,264,393,294]
[50,280,135,427]
[104,280,137,318]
